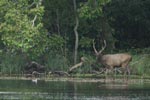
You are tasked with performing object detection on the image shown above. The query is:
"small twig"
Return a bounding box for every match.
[32,15,37,27]
[28,2,36,8]
[31,0,42,27]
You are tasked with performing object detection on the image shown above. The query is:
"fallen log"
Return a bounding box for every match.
[68,57,86,73]
[32,71,46,77]
[48,71,70,76]
[24,61,45,74]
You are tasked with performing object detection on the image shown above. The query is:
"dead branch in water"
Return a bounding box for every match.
[68,57,86,73]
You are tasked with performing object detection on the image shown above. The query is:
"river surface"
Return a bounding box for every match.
[0,78,149,100]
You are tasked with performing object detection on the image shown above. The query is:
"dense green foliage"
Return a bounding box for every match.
[0,0,150,76]
[1,0,47,57]
[104,0,150,49]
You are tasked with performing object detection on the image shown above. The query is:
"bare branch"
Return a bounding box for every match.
[68,62,83,73]
[32,15,37,27]
[68,57,85,73]
[31,0,42,27]
[28,2,36,8]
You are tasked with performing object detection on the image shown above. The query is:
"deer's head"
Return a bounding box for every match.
[93,39,106,58]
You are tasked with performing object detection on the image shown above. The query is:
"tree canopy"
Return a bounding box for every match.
[104,0,150,49]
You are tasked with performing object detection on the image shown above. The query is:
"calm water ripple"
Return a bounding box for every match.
[0,79,149,100]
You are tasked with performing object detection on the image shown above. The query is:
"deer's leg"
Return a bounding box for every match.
[126,65,130,76]
[122,65,130,81]
[110,66,114,74]
[121,64,130,81]
[103,64,111,75]
[105,68,108,75]
[121,63,128,76]
[124,64,130,76]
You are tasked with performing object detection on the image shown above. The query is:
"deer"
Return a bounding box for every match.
[93,40,132,75]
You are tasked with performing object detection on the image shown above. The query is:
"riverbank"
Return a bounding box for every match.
[0,74,150,83]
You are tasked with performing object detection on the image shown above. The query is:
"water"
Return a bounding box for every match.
[0,78,149,100]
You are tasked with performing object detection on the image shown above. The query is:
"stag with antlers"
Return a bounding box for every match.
[93,40,132,75]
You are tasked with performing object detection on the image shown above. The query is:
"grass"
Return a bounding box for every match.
[0,51,150,77]
[130,54,150,76]
[0,52,26,75]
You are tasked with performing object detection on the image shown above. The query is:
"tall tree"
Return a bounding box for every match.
[73,0,79,64]
[43,0,75,58]
[0,0,47,57]
[79,0,113,51]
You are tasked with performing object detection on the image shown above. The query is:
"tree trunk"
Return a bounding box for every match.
[73,0,79,64]
[56,9,61,35]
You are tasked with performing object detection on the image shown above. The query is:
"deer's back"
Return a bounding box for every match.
[101,53,132,67]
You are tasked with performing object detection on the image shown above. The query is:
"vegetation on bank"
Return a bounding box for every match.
[0,50,150,76]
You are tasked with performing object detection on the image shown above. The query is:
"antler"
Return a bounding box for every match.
[99,40,106,53]
[93,40,98,55]
[93,39,107,55]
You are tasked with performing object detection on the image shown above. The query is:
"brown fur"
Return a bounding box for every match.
[97,53,132,71]
[93,40,132,75]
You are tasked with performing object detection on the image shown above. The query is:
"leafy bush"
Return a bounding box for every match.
[0,52,26,75]
[44,51,70,72]
[130,54,150,76]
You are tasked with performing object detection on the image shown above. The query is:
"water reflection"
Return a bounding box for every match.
[0,79,149,99]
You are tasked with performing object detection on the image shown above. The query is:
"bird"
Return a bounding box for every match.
[32,78,37,84]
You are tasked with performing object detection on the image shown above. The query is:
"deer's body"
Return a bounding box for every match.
[93,40,132,75]
[98,53,132,68]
